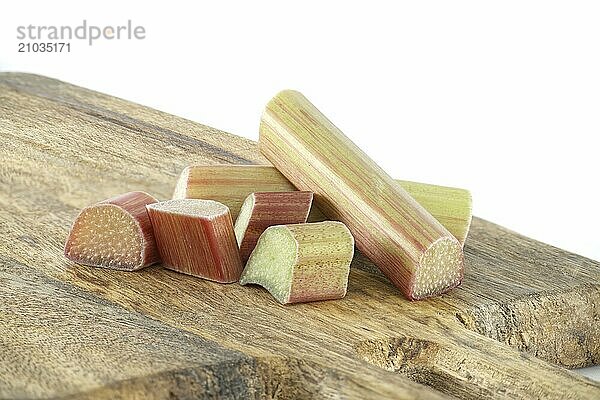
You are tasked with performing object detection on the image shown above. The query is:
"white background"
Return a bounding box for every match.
[1,0,599,380]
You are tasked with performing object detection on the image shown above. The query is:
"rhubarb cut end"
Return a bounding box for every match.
[412,237,464,300]
[460,191,474,246]
[234,193,255,245]
[239,225,296,304]
[64,204,144,271]
[172,166,191,199]
[147,199,228,218]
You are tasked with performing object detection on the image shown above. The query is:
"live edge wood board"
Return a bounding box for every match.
[0,73,599,400]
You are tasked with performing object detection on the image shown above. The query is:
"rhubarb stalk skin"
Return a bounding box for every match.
[146,199,243,283]
[173,165,295,220]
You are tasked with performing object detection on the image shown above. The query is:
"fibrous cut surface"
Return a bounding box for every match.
[412,237,464,299]
[239,226,297,303]
[149,198,229,217]
[65,204,143,270]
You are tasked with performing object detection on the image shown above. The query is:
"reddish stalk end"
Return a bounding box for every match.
[64,191,160,271]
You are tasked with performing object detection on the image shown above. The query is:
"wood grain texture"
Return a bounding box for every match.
[259,90,464,300]
[1,73,599,399]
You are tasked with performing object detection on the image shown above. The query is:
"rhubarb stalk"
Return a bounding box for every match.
[259,90,465,300]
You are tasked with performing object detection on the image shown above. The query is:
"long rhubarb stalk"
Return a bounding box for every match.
[259,90,465,300]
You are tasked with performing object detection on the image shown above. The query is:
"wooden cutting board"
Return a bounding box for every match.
[1,73,599,400]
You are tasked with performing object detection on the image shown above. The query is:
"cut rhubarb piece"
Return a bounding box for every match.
[239,221,354,304]
[173,164,296,220]
[234,191,313,262]
[64,191,160,271]
[146,199,243,283]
